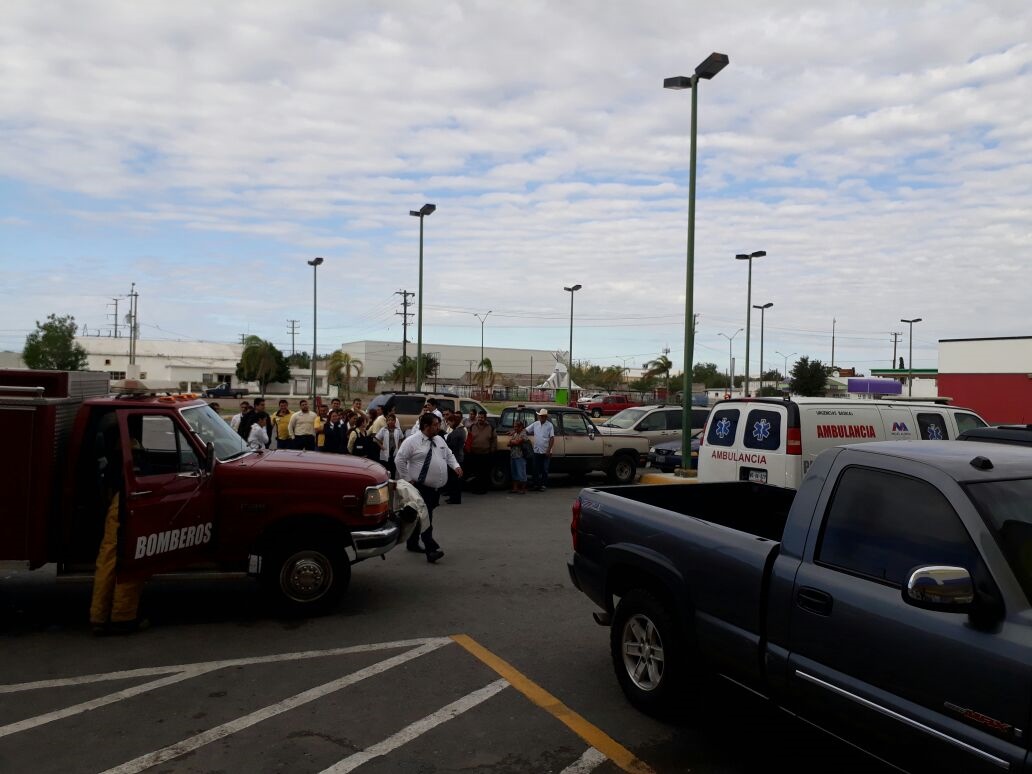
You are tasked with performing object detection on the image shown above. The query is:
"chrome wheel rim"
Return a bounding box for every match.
[281,551,332,602]
[614,460,633,482]
[621,613,665,691]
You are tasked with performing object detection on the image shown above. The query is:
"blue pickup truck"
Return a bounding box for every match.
[568,440,1032,772]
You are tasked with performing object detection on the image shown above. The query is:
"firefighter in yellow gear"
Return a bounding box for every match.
[89,492,147,634]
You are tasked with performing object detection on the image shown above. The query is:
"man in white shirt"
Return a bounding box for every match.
[374,414,404,477]
[395,413,463,563]
[229,401,251,432]
[287,399,317,451]
[526,408,556,491]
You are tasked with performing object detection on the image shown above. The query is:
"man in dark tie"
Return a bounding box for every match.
[394,413,463,563]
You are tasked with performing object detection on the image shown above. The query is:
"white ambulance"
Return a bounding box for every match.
[696,397,989,489]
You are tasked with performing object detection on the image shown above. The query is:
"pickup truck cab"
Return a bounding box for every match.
[569,441,1032,772]
[489,405,649,488]
[0,370,415,614]
[582,394,638,418]
[203,381,247,398]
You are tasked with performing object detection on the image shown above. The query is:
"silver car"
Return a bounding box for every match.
[597,404,710,444]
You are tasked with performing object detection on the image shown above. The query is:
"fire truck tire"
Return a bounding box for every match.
[263,540,350,615]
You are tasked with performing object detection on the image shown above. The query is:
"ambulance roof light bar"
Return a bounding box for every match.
[110,379,184,396]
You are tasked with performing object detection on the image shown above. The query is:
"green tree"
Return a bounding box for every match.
[692,362,729,389]
[236,336,290,395]
[327,350,363,400]
[473,357,495,392]
[629,373,657,392]
[23,314,88,370]
[383,353,438,386]
[288,352,311,369]
[596,365,626,391]
[644,354,673,391]
[790,356,828,397]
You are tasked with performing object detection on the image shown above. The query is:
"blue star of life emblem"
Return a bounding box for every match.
[926,424,943,440]
[753,418,771,442]
[715,417,732,439]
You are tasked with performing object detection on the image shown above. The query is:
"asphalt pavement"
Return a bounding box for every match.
[0,475,890,774]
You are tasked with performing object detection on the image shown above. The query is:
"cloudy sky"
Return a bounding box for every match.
[1,1,1029,379]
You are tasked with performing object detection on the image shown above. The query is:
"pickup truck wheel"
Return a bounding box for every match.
[591,409,602,418]
[264,542,350,615]
[608,454,636,485]
[489,460,511,490]
[610,589,683,716]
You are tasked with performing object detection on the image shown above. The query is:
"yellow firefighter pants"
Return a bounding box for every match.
[89,493,143,625]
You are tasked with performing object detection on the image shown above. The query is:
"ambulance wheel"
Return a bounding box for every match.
[264,540,350,615]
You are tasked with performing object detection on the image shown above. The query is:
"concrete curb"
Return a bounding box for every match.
[638,472,699,485]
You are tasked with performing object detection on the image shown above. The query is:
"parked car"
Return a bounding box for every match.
[202,381,247,399]
[598,404,710,445]
[489,404,649,488]
[569,440,1032,772]
[367,391,494,430]
[647,433,701,472]
[581,394,639,418]
[576,392,607,407]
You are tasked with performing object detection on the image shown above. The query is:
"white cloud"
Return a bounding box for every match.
[0,0,1030,375]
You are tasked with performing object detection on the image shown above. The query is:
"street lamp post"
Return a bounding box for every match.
[474,310,492,395]
[901,317,922,396]
[409,203,436,390]
[307,256,324,404]
[753,302,773,392]
[665,51,729,471]
[735,250,767,397]
[775,350,797,388]
[719,329,743,395]
[564,285,582,393]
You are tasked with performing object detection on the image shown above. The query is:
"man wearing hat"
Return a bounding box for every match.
[525,408,556,491]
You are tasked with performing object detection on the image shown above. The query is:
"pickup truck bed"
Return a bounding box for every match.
[569,442,1032,773]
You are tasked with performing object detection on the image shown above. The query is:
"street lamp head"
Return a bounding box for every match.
[307,256,324,267]
[901,317,923,324]
[754,302,773,310]
[695,52,729,80]
[663,75,693,90]
[736,250,767,260]
[564,284,582,292]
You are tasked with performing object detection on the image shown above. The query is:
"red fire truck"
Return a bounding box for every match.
[0,370,415,614]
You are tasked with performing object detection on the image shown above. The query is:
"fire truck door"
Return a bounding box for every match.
[117,411,215,573]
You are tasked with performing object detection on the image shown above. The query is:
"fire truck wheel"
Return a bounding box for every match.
[264,541,350,615]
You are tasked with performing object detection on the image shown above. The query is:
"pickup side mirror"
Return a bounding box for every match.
[205,441,216,474]
[903,565,974,612]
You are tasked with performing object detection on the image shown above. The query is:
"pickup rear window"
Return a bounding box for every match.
[817,466,979,586]
[706,408,740,447]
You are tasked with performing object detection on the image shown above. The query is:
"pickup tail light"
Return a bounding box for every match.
[363,483,391,520]
[786,427,802,456]
[570,498,581,551]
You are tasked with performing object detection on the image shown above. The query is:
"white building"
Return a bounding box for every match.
[77,336,243,389]
[337,340,563,383]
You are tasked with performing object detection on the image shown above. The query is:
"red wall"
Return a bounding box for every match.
[937,373,1032,424]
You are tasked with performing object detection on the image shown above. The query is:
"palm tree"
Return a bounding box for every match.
[644,354,673,392]
[327,350,363,400]
[473,357,495,396]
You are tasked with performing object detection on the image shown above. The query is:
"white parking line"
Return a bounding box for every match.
[0,637,446,694]
[101,639,449,774]
[560,746,608,773]
[0,669,210,739]
[320,678,510,773]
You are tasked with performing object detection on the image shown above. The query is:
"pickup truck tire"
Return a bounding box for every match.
[489,460,511,490]
[591,408,602,418]
[264,541,350,615]
[608,454,637,485]
[610,589,684,716]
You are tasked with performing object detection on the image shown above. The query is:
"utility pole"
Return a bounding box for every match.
[831,317,836,370]
[125,283,139,368]
[395,290,414,390]
[239,334,248,345]
[891,331,902,369]
[108,298,120,338]
[287,319,300,355]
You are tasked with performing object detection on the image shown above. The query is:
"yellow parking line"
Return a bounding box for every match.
[451,634,655,774]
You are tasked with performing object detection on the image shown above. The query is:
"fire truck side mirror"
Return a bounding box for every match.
[205,441,216,475]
